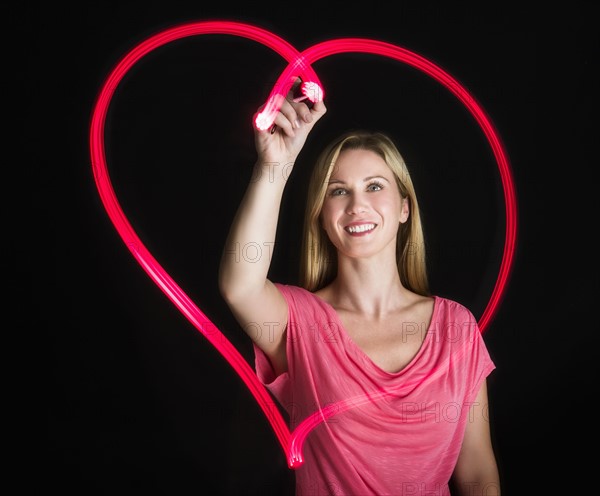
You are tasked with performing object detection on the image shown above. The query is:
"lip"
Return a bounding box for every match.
[344,222,377,236]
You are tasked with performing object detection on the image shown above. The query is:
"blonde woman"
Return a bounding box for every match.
[219,81,500,495]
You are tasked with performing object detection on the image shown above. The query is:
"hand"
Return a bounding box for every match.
[253,78,327,166]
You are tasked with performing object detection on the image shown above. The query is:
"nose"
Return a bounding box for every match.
[345,192,368,215]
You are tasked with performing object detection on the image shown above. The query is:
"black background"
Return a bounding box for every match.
[17,2,597,495]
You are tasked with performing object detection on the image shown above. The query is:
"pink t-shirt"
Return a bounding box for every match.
[254,283,495,496]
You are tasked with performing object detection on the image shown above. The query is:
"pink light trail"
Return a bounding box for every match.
[89,20,516,469]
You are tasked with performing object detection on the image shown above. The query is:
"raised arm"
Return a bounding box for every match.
[218,80,326,376]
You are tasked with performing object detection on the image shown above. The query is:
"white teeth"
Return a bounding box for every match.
[346,223,376,233]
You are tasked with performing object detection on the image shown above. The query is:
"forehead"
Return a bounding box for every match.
[330,149,391,179]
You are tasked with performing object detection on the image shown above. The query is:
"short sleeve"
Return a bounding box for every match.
[252,283,294,405]
[253,342,290,400]
[463,309,496,403]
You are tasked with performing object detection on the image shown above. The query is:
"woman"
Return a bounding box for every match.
[218,81,500,495]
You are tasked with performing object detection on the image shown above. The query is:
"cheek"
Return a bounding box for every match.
[319,201,338,228]
[374,194,402,218]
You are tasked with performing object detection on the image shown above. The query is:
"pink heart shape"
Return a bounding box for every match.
[89,20,517,468]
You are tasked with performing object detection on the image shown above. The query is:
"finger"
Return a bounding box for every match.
[286,85,314,123]
[310,99,327,118]
[292,84,314,115]
[271,110,296,137]
[288,97,314,124]
[293,80,324,121]
[289,76,303,96]
[278,98,302,130]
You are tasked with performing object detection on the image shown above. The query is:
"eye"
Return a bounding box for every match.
[329,188,348,196]
[367,181,384,192]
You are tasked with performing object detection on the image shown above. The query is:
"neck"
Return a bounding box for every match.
[330,253,407,318]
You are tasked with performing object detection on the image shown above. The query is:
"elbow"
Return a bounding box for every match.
[217,259,236,303]
[218,271,236,304]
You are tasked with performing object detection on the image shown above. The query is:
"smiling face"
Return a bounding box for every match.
[320,148,409,261]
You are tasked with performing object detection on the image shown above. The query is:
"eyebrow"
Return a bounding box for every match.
[327,175,391,185]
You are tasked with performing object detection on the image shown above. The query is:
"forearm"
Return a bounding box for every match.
[219,80,325,303]
[452,381,501,495]
[218,160,290,302]
[452,470,500,496]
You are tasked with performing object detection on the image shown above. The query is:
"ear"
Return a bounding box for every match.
[399,197,410,224]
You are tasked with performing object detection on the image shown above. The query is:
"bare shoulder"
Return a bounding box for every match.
[405,292,436,323]
[312,285,334,303]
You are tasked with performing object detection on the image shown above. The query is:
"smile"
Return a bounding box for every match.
[345,223,377,234]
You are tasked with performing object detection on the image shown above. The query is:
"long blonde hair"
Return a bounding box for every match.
[299,130,429,295]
